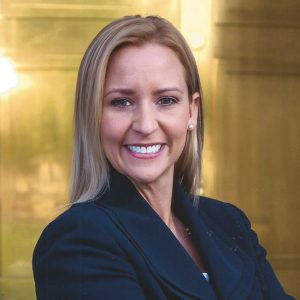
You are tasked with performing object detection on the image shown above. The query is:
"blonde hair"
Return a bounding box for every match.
[70,15,204,205]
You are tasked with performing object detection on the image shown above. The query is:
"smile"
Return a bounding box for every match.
[127,144,162,154]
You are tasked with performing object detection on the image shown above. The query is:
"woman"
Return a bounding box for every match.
[33,15,294,300]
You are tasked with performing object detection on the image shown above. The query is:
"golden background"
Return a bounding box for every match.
[0,0,299,298]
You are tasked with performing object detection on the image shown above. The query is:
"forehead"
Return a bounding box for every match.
[112,43,180,63]
[105,43,186,83]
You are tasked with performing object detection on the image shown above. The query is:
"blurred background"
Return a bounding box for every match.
[0,0,299,298]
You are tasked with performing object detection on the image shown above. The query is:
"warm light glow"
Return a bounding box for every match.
[0,57,19,94]
[190,32,206,50]
[180,0,211,58]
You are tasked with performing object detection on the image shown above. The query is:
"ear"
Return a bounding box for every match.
[188,92,200,126]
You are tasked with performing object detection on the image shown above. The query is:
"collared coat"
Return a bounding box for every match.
[33,170,295,300]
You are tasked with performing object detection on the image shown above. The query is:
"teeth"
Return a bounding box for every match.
[128,144,162,154]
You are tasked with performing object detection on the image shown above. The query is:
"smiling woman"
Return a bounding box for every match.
[32,15,295,300]
[101,44,199,192]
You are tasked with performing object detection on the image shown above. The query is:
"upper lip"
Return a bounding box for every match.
[124,143,164,146]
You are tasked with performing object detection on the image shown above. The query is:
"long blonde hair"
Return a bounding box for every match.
[70,15,204,204]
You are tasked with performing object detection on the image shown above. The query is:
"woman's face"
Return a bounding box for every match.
[101,43,199,186]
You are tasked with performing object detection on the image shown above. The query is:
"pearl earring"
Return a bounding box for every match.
[187,124,194,131]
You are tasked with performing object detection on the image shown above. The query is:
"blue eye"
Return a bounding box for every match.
[157,97,178,106]
[111,98,132,107]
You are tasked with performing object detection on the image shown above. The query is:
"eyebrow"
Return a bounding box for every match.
[104,87,184,97]
[104,88,135,97]
[154,88,184,95]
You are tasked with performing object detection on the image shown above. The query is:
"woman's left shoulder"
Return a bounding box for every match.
[196,196,296,299]
[197,196,251,232]
[195,196,259,250]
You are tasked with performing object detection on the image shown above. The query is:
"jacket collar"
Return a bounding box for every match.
[95,169,255,300]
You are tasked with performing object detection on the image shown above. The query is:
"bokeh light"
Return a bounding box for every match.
[0,57,19,94]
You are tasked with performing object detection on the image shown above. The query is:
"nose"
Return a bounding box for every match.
[132,103,158,135]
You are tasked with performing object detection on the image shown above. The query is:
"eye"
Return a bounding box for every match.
[111,98,132,107]
[157,96,178,106]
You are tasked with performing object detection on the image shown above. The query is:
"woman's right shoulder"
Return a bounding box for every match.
[32,200,118,263]
[32,200,143,299]
[39,201,112,236]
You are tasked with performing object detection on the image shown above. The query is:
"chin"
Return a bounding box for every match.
[112,160,174,187]
[125,167,172,187]
[126,172,160,184]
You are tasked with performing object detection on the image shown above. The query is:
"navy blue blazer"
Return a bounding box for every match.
[33,170,294,299]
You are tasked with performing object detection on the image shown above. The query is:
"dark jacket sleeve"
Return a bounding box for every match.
[230,205,295,300]
[32,207,147,300]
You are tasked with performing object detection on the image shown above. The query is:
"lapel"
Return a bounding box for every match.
[172,184,256,300]
[95,169,255,300]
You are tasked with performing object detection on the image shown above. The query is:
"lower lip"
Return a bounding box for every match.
[125,145,165,159]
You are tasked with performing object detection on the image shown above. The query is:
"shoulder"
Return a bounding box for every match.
[196,196,266,278]
[197,197,296,299]
[197,196,250,232]
[196,196,256,253]
[32,201,145,299]
[197,197,263,276]
[35,201,114,242]
[32,200,123,270]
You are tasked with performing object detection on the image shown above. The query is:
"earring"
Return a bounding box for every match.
[187,124,194,131]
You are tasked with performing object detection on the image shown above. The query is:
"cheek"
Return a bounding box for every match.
[165,110,190,138]
[172,125,188,141]
[100,116,124,149]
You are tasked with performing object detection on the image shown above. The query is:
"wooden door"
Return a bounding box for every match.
[208,0,300,297]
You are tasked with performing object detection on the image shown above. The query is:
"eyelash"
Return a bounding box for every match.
[111,98,132,107]
[157,96,178,106]
[110,96,178,108]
